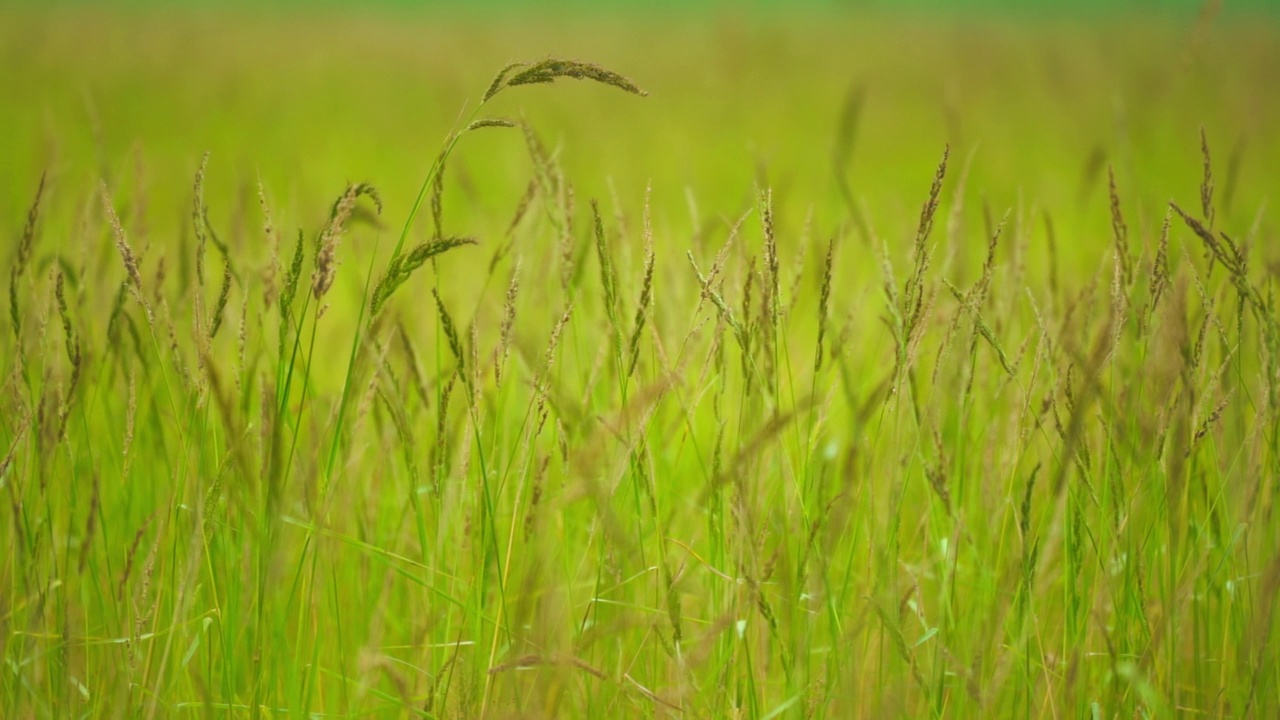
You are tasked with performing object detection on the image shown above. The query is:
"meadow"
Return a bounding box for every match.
[2,4,1280,718]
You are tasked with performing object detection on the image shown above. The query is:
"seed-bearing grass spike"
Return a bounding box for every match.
[3,8,1278,720]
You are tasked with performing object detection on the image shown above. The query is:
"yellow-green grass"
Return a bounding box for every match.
[2,7,1279,718]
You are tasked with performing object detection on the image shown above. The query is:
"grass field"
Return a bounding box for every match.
[3,3,1280,718]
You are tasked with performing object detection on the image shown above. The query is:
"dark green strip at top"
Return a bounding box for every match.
[9,0,1280,12]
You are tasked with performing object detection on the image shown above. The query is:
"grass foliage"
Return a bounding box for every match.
[2,9,1280,719]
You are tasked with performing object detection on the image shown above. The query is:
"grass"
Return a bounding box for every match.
[2,5,1280,719]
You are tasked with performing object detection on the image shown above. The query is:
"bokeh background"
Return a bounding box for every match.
[3,0,1278,256]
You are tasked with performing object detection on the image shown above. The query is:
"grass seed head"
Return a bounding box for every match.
[278,228,305,356]
[466,118,518,132]
[496,258,521,385]
[432,286,466,379]
[815,236,835,374]
[258,178,279,309]
[627,230,655,379]
[1108,165,1132,286]
[369,236,476,317]
[10,171,46,340]
[482,60,527,102]
[193,152,210,288]
[1200,126,1215,228]
[208,251,232,339]
[101,183,145,296]
[313,182,382,301]
[504,58,648,97]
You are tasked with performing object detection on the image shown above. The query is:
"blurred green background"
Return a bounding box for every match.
[2,0,1277,279]
[7,0,1280,12]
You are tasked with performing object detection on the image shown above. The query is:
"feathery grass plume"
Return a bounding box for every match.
[1200,126,1215,228]
[396,321,431,410]
[814,236,835,374]
[626,203,655,380]
[486,177,538,277]
[926,426,952,515]
[192,152,210,288]
[433,372,456,486]
[369,236,477,317]
[376,381,419,485]
[1170,203,1265,317]
[208,248,232,339]
[591,200,624,362]
[235,299,248,396]
[104,284,136,354]
[890,145,949,386]
[1188,270,1217,372]
[523,455,549,541]
[688,252,746,352]
[159,297,192,390]
[482,60,528,102]
[1146,208,1173,327]
[257,372,275,480]
[1189,391,1230,454]
[277,228,305,351]
[313,182,382,301]
[392,58,639,293]
[501,58,648,97]
[55,271,79,368]
[506,177,538,238]
[1109,244,1128,359]
[78,473,100,572]
[122,367,137,479]
[467,314,481,408]
[495,258,521,385]
[947,284,1014,376]
[432,286,468,386]
[258,179,280,309]
[2,417,29,555]
[466,118,518,132]
[558,185,577,296]
[760,188,780,332]
[896,146,947,371]
[1019,463,1040,543]
[521,121,560,212]
[130,533,160,667]
[972,208,1003,307]
[1107,165,1132,286]
[688,208,748,324]
[943,211,1014,378]
[904,145,948,322]
[758,190,781,391]
[9,171,45,340]
[704,406,802,497]
[430,151,446,241]
[100,182,154,326]
[152,255,167,304]
[534,303,575,398]
[117,516,151,601]
[54,270,82,442]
